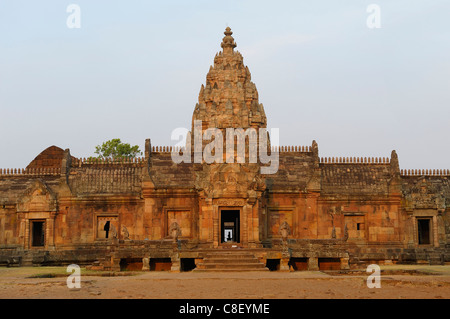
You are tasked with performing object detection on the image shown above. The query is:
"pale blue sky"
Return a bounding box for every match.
[0,0,449,169]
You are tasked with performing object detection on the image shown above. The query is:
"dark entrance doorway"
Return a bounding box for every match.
[31,221,45,247]
[418,218,431,245]
[221,210,240,243]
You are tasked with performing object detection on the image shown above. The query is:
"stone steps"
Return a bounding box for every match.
[194,250,269,272]
[428,252,444,265]
[21,256,33,267]
[19,251,36,266]
[203,257,260,263]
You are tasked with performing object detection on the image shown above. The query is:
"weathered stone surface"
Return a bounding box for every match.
[0,28,448,270]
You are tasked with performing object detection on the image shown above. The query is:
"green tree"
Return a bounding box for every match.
[94,139,142,159]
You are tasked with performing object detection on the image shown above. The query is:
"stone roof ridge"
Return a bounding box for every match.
[0,167,61,177]
[320,156,390,164]
[400,168,450,177]
[273,145,312,153]
[71,157,146,167]
[148,145,315,154]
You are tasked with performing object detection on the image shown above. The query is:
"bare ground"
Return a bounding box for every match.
[0,265,449,299]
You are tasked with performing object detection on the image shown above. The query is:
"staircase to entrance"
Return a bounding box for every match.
[193,249,269,272]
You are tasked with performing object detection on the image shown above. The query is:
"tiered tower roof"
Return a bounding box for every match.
[192,27,267,131]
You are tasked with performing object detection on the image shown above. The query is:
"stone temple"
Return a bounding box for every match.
[0,28,449,271]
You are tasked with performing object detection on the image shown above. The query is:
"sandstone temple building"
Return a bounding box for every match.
[0,28,449,271]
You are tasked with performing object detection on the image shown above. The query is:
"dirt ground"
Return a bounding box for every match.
[0,265,449,299]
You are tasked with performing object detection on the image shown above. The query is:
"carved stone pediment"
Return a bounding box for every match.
[17,179,57,212]
[215,198,245,207]
[405,178,447,210]
[196,162,265,200]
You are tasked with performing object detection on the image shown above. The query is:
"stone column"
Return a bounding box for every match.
[110,257,121,271]
[24,219,30,249]
[280,258,290,272]
[436,212,446,247]
[142,257,150,271]
[340,256,350,270]
[433,215,439,248]
[170,257,181,272]
[18,214,25,248]
[170,244,181,273]
[406,213,415,248]
[46,212,57,250]
[213,205,219,248]
[308,257,319,271]
[242,205,248,246]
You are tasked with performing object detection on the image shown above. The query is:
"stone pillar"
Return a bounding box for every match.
[263,207,268,241]
[432,215,437,247]
[213,205,219,248]
[308,257,319,271]
[142,257,150,271]
[406,214,415,248]
[340,257,350,270]
[279,236,291,271]
[171,254,181,272]
[18,215,26,248]
[280,257,290,272]
[24,219,30,249]
[242,205,248,245]
[436,212,446,247]
[46,212,57,250]
[170,242,181,272]
[110,257,121,271]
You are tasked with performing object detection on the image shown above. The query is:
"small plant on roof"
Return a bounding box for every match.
[94,139,142,160]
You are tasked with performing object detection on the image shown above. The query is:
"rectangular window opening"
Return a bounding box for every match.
[31,221,45,247]
[418,219,431,245]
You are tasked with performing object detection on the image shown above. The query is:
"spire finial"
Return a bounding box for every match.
[221,27,236,54]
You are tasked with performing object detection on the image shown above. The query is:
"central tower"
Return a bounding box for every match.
[192,27,267,133]
[192,28,268,248]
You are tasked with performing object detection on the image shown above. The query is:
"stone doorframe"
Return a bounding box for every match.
[218,206,243,247]
[19,211,57,250]
[212,199,248,248]
[412,212,438,248]
[408,209,445,248]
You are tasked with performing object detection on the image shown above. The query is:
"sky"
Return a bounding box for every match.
[0,0,449,170]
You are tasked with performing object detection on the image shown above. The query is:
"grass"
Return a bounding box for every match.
[3,266,144,279]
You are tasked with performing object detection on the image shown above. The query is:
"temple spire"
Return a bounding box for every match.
[221,27,236,55]
[192,27,267,133]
